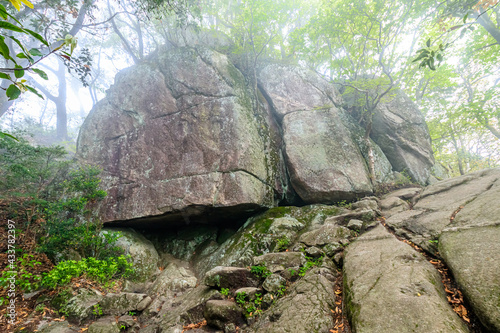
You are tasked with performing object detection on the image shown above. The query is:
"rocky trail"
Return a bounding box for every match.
[7,43,499,333]
[25,168,499,333]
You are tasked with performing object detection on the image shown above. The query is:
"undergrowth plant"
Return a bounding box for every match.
[299,253,324,277]
[0,136,133,303]
[250,265,272,279]
[236,291,264,318]
[42,256,134,289]
[275,235,291,252]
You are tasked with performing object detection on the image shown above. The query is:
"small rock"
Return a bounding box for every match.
[88,317,120,333]
[65,288,102,323]
[149,262,197,296]
[99,292,149,316]
[351,198,379,211]
[143,296,165,316]
[253,252,306,272]
[333,252,344,266]
[203,300,244,331]
[279,266,300,281]
[339,238,350,246]
[250,269,336,332]
[38,321,77,333]
[268,217,305,232]
[234,287,262,301]
[261,293,274,309]
[262,274,286,293]
[117,315,135,328]
[304,246,324,258]
[322,242,342,257]
[23,290,42,300]
[137,296,153,311]
[204,266,259,289]
[299,224,353,247]
[347,219,363,231]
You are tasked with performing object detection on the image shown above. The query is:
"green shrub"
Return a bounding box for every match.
[0,254,44,294]
[37,166,111,261]
[235,292,263,318]
[41,255,134,289]
[298,254,324,277]
[220,288,230,298]
[250,265,272,279]
[275,235,290,252]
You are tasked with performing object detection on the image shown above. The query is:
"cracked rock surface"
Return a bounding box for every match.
[249,269,336,333]
[77,46,432,227]
[383,168,500,331]
[344,225,468,333]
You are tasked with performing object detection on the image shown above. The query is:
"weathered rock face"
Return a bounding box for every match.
[78,47,285,224]
[250,269,336,333]
[344,225,468,333]
[259,64,394,203]
[77,46,434,226]
[384,168,500,331]
[282,109,373,202]
[257,63,343,118]
[370,90,435,184]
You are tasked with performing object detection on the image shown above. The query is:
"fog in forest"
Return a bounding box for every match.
[1,0,499,176]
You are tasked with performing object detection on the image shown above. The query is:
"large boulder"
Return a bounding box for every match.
[282,109,373,202]
[259,64,394,203]
[77,46,286,225]
[77,48,435,226]
[370,89,434,184]
[102,228,159,282]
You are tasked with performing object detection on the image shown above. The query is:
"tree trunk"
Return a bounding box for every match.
[364,115,376,183]
[474,10,500,45]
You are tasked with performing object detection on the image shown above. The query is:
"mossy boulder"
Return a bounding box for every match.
[193,205,342,277]
[102,228,159,282]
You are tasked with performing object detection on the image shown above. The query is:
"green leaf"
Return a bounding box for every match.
[429,57,436,71]
[0,132,19,141]
[426,38,431,47]
[14,65,24,79]
[16,52,27,59]
[436,53,443,62]
[0,4,8,20]
[32,68,48,80]
[0,36,11,61]
[0,21,24,33]
[0,72,11,80]
[23,28,50,47]
[412,53,426,63]
[25,85,44,99]
[29,48,43,57]
[10,36,33,63]
[463,13,468,24]
[6,84,21,100]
